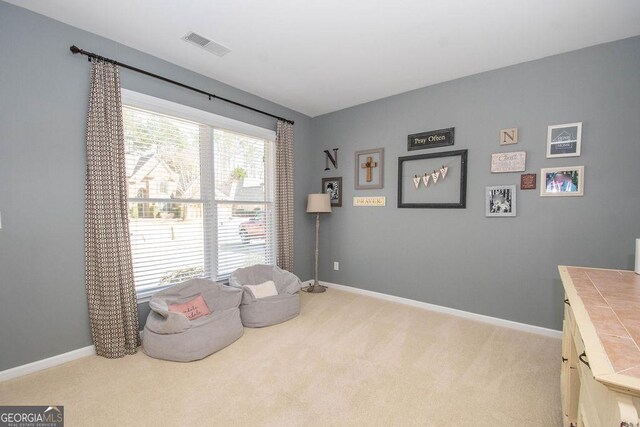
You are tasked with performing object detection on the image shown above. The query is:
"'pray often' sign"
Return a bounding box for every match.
[408,128,455,151]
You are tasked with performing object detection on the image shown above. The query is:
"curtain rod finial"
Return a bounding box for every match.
[70,45,81,54]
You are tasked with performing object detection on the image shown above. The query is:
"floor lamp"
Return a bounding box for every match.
[305,193,332,293]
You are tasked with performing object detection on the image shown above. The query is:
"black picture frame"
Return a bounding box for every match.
[397,149,468,209]
[407,127,455,151]
[322,176,343,207]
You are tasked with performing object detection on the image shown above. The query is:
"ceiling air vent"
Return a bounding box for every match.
[182,32,231,57]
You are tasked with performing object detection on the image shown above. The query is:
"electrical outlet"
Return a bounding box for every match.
[333,261,339,271]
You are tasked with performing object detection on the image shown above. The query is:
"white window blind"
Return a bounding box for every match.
[213,129,275,279]
[122,97,276,297]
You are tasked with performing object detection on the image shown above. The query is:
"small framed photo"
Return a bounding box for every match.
[547,122,582,158]
[486,185,516,217]
[322,177,342,207]
[540,166,584,197]
[520,173,537,190]
[355,148,384,190]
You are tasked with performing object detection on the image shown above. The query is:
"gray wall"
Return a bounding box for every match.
[0,1,314,371]
[311,36,640,331]
[1,0,638,372]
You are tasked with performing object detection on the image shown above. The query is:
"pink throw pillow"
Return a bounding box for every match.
[168,294,211,320]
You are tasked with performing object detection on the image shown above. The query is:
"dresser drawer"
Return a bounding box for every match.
[573,324,640,426]
[561,302,581,426]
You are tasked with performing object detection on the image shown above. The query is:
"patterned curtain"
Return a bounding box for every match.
[85,60,139,358]
[275,120,295,272]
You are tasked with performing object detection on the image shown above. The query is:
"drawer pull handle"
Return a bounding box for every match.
[562,356,568,363]
[578,351,590,369]
[564,298,571,306]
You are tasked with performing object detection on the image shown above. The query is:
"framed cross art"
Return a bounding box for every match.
[355,148,384,190]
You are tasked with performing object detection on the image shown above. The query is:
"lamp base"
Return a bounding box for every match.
[304,281,327,293]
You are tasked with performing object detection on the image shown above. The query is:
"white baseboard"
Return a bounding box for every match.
[0,345,96,383]
[2,282,560,383]
[305,280,562,339]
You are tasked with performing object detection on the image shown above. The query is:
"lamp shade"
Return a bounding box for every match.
[306,193,332,213]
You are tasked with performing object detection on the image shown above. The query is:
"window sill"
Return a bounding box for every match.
[136,279,231,304]
[136,286,171,304]
[136,294,152,304]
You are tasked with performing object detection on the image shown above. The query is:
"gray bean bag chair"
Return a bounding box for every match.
[229,264,302,328]
[142,278,243,362]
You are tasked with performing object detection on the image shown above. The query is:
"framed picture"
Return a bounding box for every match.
[355,148,384,190]
[322,177,342,207]
[397,149,468,208]
[486,185,516,217]
[540,166,584,197]
[547,122,582,158]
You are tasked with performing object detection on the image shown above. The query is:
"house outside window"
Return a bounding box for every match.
[122,90,276,299]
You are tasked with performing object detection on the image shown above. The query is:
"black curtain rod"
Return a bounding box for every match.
[69,45,294,125]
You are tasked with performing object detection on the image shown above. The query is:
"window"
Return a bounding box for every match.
[122,90,276,298]
[213,128,275,279]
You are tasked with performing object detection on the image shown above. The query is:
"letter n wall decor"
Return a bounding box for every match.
[324,148,338,170]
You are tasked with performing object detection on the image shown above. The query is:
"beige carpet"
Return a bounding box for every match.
[0,289,562,426]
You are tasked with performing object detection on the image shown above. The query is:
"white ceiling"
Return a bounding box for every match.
[7,0,640,117]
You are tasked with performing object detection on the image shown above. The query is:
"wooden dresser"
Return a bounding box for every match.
[559,266,640,427]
